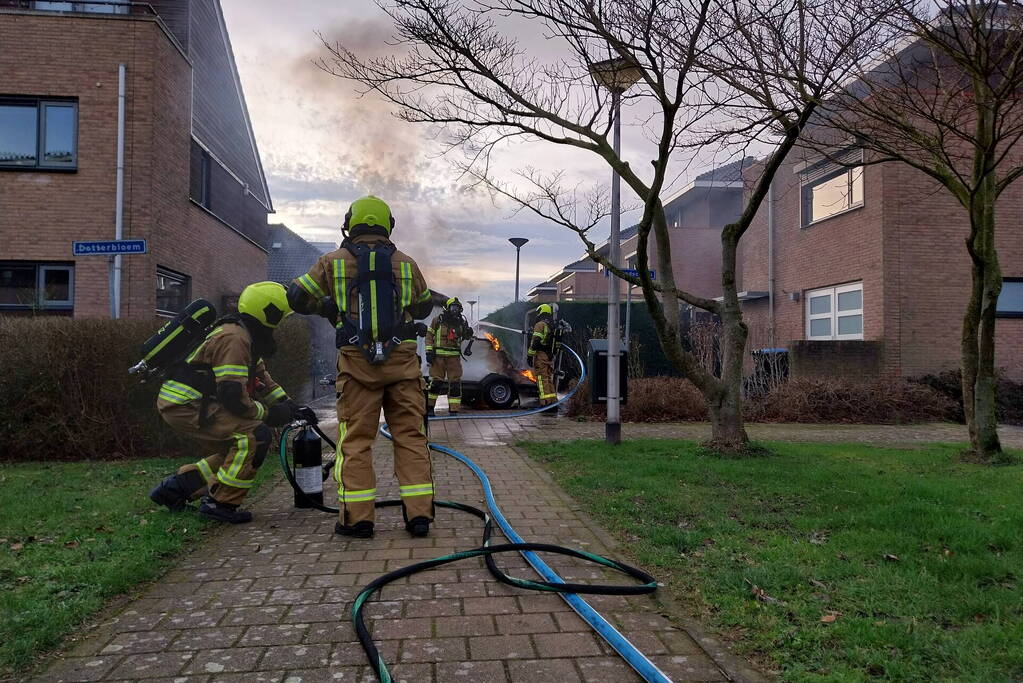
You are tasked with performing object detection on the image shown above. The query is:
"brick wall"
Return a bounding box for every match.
[0,11,266,320]
[788,340,884,379]
[738,154,1023,381]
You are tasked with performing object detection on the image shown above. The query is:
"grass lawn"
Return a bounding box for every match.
[0,458,276,677]
[524,439,1023,681]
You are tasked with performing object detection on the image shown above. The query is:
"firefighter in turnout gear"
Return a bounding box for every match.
[426,297,473,416]
[149,281,316,524]
[287,196,435,540]
[528,303,559,408]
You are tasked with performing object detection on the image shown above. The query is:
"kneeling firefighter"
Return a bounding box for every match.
[528,303,559,408]
[288,196,436,540]
[426,297,474,416]
[149,282,316,523]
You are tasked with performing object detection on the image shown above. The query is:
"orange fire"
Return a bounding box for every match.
[521,369,537,382]
[484,332,501,351]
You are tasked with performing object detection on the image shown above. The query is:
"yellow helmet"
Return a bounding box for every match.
[536,303,553,316]
[343,196,395,236]
[238,281,292,328]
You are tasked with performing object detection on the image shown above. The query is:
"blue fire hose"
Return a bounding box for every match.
[279,346,672,683]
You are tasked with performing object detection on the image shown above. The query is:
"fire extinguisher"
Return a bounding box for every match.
[292,427,324,508]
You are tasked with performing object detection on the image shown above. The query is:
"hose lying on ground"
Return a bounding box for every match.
[278,346,673,683]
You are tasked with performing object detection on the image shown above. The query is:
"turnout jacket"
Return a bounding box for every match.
[426,314,472,357]
[157,322,288,421]
[529,319,554,357]
[292,234,433,350]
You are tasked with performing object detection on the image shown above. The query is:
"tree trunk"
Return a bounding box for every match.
[962,190,1003,462]
[706,263,750,452]
[707,387,748,450]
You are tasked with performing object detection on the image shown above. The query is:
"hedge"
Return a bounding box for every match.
[567,376,958,424]
[0,315,309,462]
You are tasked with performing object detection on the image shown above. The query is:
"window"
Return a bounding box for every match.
[0,262,74,310]
[806,282,863,340]
[997,278,1023,318]
[199,151,211,208]
[0,98,77,170]
[156,267,190,315]
[32,1,129,14]
[800,149,864,226]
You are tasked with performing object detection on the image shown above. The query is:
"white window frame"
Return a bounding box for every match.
[39,265,74,307]
[806,282,863,340]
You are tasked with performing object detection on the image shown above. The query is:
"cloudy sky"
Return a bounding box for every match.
[219,1,713,316]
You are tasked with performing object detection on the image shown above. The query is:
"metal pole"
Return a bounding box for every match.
[606,89,622,445]
[514,246,522,302]
[111,63,126,319]
[625,282,632,354]
[767,178,775,348]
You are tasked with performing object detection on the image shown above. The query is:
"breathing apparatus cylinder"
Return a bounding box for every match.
[292,427,324,508]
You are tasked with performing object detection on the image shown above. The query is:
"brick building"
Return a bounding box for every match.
[0,0,271,319]
[737,150,1023,380]
[527,159,749,304]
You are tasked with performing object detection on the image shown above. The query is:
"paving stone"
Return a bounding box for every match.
[534,631,604,658]
[494,612,558,635]
[98,630,177,655]
[107,651,193,678]
[39,656,122,682]
[462,596,520,615]
[403,598,462,618]
[182,646,265,675]
[399,637,467,663]
[467,635,534,660]
[650,654,728,681]
[162,609,227,629]
[261,643,332,669]
[433,615,496,637]
[223,605,288,626]
[506,658,582,682]
[575,656,641,682]
[436,660,508,682]
[244,623,310,646]
[369,617,433,639]
[166,626,244,651]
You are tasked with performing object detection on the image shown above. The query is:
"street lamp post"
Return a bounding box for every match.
[508,238,529,302]
[466,299,478,326]
[589,57,641,446]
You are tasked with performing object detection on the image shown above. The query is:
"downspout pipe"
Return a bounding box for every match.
[767,178,775,348]
[111,63,126,319]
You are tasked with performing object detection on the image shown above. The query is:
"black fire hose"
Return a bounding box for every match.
[278,424,659,683]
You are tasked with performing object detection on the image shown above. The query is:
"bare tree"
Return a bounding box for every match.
[805,1,1023,462]
[318,0,895,452]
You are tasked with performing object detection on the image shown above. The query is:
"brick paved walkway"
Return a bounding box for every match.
[35,412,766,683]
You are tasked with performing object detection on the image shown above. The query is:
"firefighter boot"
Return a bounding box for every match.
[406,516,431,538]
[149,470,205,512]
[197,496,253,524]
[335,520,374,539]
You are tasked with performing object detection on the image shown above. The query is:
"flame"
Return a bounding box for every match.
[484,332,501,351]
[521,369,537,382]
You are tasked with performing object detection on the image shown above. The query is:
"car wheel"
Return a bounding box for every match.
[481,376,516,409]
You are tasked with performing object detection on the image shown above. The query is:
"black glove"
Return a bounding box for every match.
[293,404,318,425]
[264,401,293,427]
[319,296,339,326]
[426,350,436,364]
[463,348,472,357]
[415,322,428,337]
[527,355,534,367]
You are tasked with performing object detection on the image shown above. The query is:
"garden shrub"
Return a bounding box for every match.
[567,376,957,424]
[0,315,309,461]
[913,369,1023,425]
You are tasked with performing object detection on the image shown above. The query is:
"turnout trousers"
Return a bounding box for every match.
[334,345,434,526]
[158,402,272,506]
[534,351,557,406]
[427,355,463,411]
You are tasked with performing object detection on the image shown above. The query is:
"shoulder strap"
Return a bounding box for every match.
[340,241,406,364]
